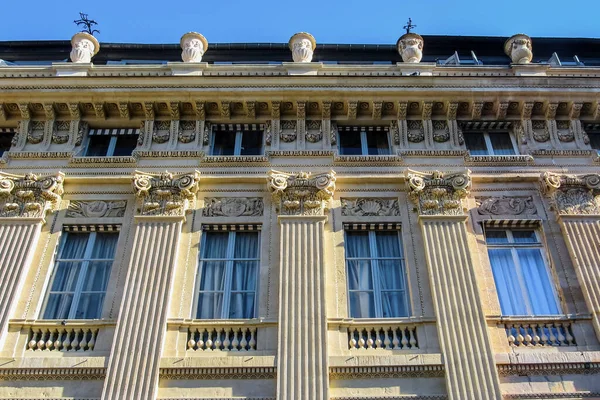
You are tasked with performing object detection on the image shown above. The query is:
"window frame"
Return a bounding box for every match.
[84,131,138,157]
[344,230,409,319]
[210,129,263,156]
[193,231,260,320]
[40,231,117,320]
[588,131,600,151]
[485,228,561,316]
[337,127,392,156]
[465,130,518,156]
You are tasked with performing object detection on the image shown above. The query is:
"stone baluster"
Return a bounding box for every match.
[541,172,600,342]
[406,169,502,400]
[268,170,336,400]
[0,172,64,349]
[101,171,199,400]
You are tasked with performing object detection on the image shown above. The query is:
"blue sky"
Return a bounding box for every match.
[1,0,599,44]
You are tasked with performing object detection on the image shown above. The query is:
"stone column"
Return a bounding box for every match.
[102,171,199,400]
[541,172,600,341]
[406,170,502,400]
[0,172,64,347]
[267,170,336,400]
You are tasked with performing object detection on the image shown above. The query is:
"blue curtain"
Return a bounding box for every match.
[375,232,408,318]
[346,232,374,318]
[230,232,259,319]
[197,233,228,319]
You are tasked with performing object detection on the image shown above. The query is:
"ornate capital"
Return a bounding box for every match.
[540,172,600,215]
[267,170,336,216]
[132,171,200,217]
[406,170,471,216]
[0,172,64,218]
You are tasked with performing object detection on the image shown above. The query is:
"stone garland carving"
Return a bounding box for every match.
[541,172,600,215]
[0,172,64,218]
[406,170,471,216]
[264,121,272,145]
[477,196,537,215]
[67,200,127,218]
[407,120,425,143]
[75,122,87,147]
[280,121,297,143]
[267,170,336,216]
[390,120,400,145]
[51,121,70,144]
[556,121,575,143]
[202,197,264,217]
[27,121,45,144]
[305,120,322,143]
[153,121,171,144]
[532,120,550,142]
[203,123,211,145]
[514,121,527,145]
[341,198,400,216]
[432,120,450,143]
[132,171,200,217]
[178,121,196,144]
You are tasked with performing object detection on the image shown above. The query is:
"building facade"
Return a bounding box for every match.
[0,31,600,400]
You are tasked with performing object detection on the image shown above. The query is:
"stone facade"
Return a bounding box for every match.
[1,33,600,400]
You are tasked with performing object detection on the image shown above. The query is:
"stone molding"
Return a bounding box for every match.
[341,198,400,216]
[66,200,127,218]
[405,169,471,216]
[267,170,336,216]
[202,197,264,217]
[497,362,600,376]
[540,172,600,215]
[159,366,276,380]
[132,170,200,217]
[0,172,64,218]
[329,365,444,379]
[0,367,106,380]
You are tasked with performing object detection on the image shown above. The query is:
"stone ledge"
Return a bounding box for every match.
[0,367,106,380]
[329,364,444,379]
[159,366,276,380]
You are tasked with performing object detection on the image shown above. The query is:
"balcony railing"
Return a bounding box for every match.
[347,324,419,350]
[491,316,580,347]
[187,326,257,352]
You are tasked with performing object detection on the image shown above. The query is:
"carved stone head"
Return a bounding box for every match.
[180,32,208,63]
[70,32,100,63]
[288,32,316,63]
[504,34,533,64]
[397,33,424,63]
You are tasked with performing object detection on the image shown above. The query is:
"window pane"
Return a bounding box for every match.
[59,233,90,259]
[42,294,73,319]
[91,233,119,259]
[339,131,362,155]
[229,293,255,319]
[75,293,105,319]
[366,131,390,155]
[49,262,82,292]
[212,131,236,155]
[485,230,509,244]
[345,231,370,258]
[516,248,560,315]
[377,260,405,291]
[240,131,262,155]
[197,293,224,319]
[202,233,229,258]
[0,131,14,157]
[347,260,373,290]
[85,136,111,157]
[349,292,375,318]
[81,261,112,292]
[233,232,259,259]
[112,135,138,156]
[590,133,600,150]
[375,231,402,258]
[488,248,528,315]
[512,230,538,244]
[381,291,408,318]
[199,261,226,291]
[465,133,488,155]
[488,132,516,155]
[231,261,257,291]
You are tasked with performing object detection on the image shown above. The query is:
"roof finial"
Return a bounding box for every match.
[403,18,417,34]
[74,12,100,35]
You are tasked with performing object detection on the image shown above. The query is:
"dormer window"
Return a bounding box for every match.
[85,128,139,157]
[210,124,263,156]
[338,126,391,155]
[0,128,15,157]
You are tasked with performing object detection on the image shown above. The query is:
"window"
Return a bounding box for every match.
[338,126,391,155]
[345,230,408,318]
[589,132,600,151]
[464,131,516,155]
[211,126,263,156]
[0,128,15,157]
[485,229,560,316]
[195,231,259,319]
[42,231,118,320]
[84,128,139,157]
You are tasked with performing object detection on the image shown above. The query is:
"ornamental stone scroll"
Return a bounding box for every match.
[0,172,64,219]
[132,171,200,217]
[406,169,471,216]
[540,172,600,215]
[267,170,336,216]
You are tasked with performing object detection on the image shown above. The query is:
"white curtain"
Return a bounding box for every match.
[375,232,408,318]
[489,249,527,315]
[230,232,259,319]
[346,232,374,318]
[197,233,228,319]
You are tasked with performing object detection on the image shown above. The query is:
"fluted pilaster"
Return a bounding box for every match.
[102,171,199,400]
[407,170,502,400]
[268,170,335,400]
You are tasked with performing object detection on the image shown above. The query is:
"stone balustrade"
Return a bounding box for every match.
[347,323,419,350]
[186,323,259,352]
[22,321,111,352]
[501,318,577,347]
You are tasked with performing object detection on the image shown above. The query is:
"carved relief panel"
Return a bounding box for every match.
[66,200,127,218]
[341,198,400,216]
[202,197,264,217]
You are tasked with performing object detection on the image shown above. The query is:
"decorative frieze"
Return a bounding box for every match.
[341,198,400,216]
[541,172,600,215]
[132,171,200,217]
[202,197,264,217]
[406,170,471,216]
[66,200,127,218]
[268,170,336,216]
[477,196,537,215]
[0,172,64,218]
